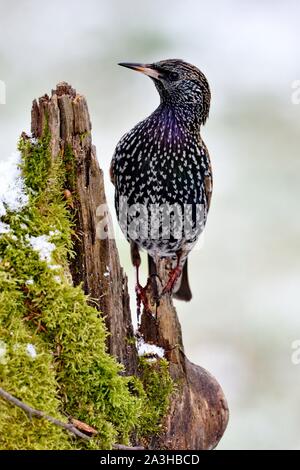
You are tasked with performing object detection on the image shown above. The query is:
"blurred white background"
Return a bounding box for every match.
[1,0,300,449]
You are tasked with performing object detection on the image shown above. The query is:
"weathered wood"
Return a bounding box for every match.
[140,260,229,449]
[31,82,137,374]
[31,82,229,449]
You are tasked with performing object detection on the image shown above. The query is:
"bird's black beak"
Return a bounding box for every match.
[118,62,161,80]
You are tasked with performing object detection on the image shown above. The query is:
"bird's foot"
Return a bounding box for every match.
[136,282,150,322]
[161,265,182,297]
[136,274,162,321]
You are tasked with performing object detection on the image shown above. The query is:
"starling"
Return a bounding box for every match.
[110,59,212,310]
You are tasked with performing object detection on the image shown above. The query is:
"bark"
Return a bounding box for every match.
[31,82,229,450]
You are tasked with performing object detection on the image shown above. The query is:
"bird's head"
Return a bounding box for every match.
[119,59,211,124]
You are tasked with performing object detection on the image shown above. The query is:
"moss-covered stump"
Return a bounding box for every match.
[0,109,173,450]
[0,82,228,450]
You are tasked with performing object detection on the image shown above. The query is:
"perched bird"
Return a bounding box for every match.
[110,59,212,310]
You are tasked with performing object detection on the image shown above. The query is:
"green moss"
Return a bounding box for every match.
[79,131,90,143]
[136,358,174,438]
[126,336,137,346]
[0,274,72,450]
[62,143,77,191]
[0,128,173,449]
[20,131,51,195]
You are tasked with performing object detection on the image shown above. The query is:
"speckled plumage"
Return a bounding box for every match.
[111,59,213,300]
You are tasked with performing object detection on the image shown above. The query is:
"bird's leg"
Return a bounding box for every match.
[148,273,161,320]
[147,255,161,316]
[131,241,149,321]
[162,251,183,297]
[135,265,151,321]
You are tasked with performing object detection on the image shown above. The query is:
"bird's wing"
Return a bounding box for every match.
[109,152,116,186]
[204,173,213,211]
[200,143,213,211]
[110,131,129,186]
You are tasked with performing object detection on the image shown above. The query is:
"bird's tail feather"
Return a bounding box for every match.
[173,259,192,301]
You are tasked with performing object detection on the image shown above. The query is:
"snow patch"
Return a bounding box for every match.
[104,265,110,277]
[0,340,7,364]
[27,235,56,263]
[0,152,28,217]
[0,222,10,234]
[49,230,61,237]
[48,264,61,270]
[26,343,37,359]
[137,337,165,359]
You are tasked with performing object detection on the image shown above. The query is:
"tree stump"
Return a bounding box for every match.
[31,82,229,450]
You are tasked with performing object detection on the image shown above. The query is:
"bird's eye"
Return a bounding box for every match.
[168,71,179,82]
